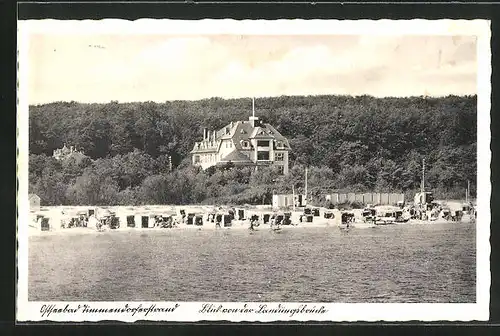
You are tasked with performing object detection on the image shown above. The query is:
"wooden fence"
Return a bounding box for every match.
[325,192,404,205]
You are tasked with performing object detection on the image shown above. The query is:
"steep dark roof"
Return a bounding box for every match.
[264,124,289,144]
[64,151,87,164]
[231,121,255,150]
[249,126,274,139]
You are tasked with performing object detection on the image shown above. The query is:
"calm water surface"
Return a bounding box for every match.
[29,223,475,302]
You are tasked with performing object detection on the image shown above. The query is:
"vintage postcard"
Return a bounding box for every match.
[17,19,491,322]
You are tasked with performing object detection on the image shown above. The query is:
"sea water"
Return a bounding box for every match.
[28,222,475,303]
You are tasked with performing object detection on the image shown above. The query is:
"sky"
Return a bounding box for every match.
[27,34,477,104]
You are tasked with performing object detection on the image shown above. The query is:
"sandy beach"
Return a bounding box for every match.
[27,217,341,236]
[24,198,475,238]
[28,211,471,236]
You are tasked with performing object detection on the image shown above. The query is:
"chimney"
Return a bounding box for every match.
[203,128,207,141]
[249,97,259,127]
[213,130,216,141]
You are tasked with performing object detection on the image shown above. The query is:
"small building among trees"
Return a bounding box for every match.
[53,144,86,162]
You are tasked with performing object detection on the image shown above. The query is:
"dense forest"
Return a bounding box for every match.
[28,94,477,206]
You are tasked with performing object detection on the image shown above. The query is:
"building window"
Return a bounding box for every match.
[276,141,284,149]
[278,166,284,175]
[275,152,284,161]
[229,142,233,148]
[194,155,200,163]
[241,141,250,148]
[257,151,270,161]
[257,140,270,147]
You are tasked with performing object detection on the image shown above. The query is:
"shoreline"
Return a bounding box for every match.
[27,218,475,237]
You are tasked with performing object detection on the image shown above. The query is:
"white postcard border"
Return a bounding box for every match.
[17,19,491,322]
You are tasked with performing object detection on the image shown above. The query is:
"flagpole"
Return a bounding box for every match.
[252,97,255,117]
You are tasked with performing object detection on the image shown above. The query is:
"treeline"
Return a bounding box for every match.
[28,94,477,206]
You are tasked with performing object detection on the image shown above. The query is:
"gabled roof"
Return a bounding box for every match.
[230,121,255,150]
[219,149,252,163]
[216,122,238,140]
[64,151,87,164]
[264,124,289,143]
[249,126,274,139]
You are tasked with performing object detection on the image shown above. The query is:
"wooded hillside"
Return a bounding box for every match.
[28,94,477,206]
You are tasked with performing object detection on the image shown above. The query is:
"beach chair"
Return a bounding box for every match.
[41,217,50,231]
